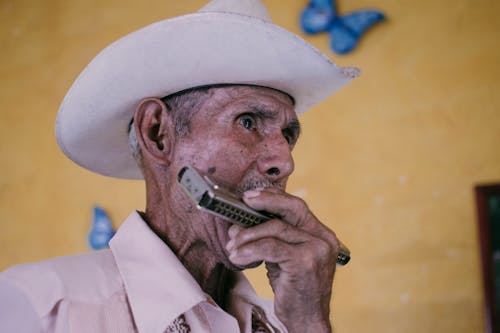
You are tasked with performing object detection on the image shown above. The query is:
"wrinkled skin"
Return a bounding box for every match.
[133,86,340,333]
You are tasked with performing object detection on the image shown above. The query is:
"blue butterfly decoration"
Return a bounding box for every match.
[300,0,385,55]
[88,206,116,250]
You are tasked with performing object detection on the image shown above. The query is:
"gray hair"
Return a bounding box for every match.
[128,86,222,171]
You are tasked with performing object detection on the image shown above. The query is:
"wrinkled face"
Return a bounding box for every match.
[168,85,300,267]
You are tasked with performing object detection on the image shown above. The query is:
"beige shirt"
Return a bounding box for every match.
[0,211,287,333]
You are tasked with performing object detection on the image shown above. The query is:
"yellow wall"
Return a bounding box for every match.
[1,1,499,332]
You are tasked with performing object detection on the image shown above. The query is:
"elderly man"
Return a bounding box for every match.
[0,0,358,332]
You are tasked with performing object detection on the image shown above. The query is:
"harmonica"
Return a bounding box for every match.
[178,166,350,265]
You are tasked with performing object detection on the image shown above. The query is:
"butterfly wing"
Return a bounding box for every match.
[330,9,385,54]
[329,22,358,55]
[301,0,336,34]
[340,10,385,36]
[88,206,115,250]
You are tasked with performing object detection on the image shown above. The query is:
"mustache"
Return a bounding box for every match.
[236,178,284,194]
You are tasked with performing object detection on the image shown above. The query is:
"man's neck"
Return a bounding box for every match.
[139,206,235,309]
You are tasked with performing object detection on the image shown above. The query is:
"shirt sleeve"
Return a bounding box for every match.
[0,279,43,333]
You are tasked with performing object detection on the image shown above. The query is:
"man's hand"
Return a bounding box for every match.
[225,188,340,333]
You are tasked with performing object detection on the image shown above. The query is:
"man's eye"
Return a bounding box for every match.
[282,132,291,144]
[282,128,294,145]
[239,114,256,130]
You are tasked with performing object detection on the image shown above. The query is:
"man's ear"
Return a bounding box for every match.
[133,97,174,166]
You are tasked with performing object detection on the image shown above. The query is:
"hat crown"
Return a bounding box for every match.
[57,0,357,179]
[199,0,271,22]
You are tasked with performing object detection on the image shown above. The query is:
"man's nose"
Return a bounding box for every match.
[257,134,294,181]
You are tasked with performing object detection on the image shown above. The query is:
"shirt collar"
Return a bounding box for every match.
[109,211,207,333]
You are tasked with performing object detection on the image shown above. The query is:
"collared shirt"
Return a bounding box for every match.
[0,211,287,333]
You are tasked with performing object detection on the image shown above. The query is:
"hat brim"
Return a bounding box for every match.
[56,12,359,180]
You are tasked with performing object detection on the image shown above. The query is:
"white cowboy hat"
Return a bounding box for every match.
[56,0,360,180]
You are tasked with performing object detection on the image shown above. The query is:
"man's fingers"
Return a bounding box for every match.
[226,222,335,270]
[228,235,334,272]
[226,219,309,252]
[242,188,339,248]
[243,189,308,227]
[228,237,300,267]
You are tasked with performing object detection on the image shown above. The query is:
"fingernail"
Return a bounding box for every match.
[244,189,262,198]
[228,225,241,238]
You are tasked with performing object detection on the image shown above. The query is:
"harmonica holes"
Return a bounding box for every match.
[211,201,264,226]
